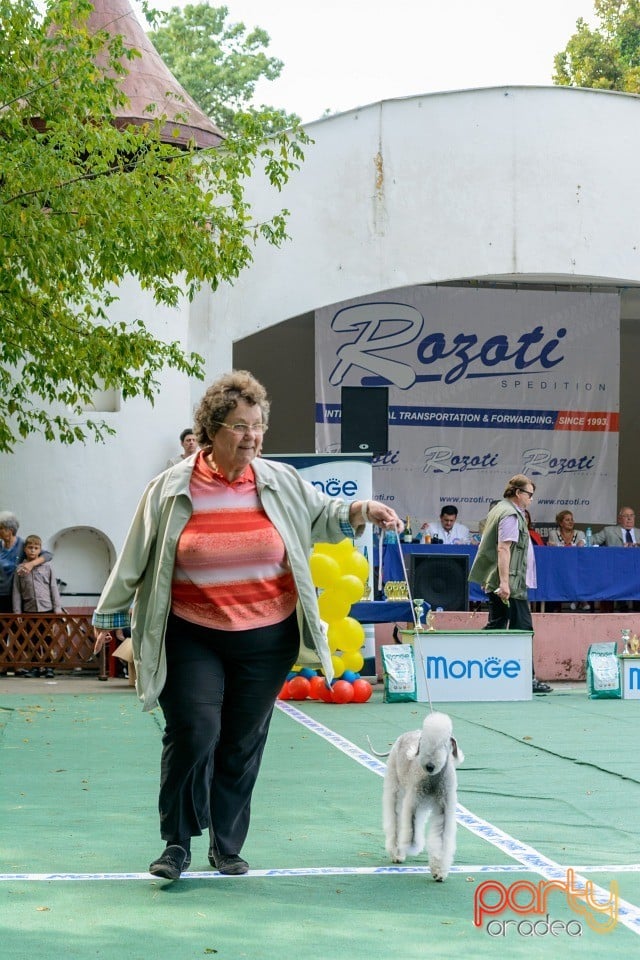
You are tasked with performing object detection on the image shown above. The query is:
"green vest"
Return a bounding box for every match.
[468,499,529,599]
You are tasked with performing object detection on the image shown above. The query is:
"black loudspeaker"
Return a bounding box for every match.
[409,554,470,611]
[340,386,389,454]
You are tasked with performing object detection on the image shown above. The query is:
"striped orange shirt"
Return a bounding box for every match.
[171,452,297,631]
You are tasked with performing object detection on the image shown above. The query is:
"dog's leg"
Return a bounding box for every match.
[397,787,425,859]
[383,771,404,862]
[428,796,456,882]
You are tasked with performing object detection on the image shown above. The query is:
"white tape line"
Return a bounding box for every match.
[2,862,640,882]
[277,702,640,934]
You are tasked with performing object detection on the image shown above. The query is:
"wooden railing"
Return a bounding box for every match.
[0,613,107,680]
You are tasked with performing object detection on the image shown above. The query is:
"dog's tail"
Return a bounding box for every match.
[366,734,391,758]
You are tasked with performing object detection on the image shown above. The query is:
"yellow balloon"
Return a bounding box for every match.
[334,574,365,605]
[309,552,341,589]
[341,650,365,672]
[331,655,345,677]
[342,550,370,581]
[328,616,365,653]
[317,539,354,564]
[318,589,352,623]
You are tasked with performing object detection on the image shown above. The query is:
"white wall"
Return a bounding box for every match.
[199,85,640,367]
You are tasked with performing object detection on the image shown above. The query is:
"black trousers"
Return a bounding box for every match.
[484,594,537,679]
[484,594,533,632]
[158,612,299,854]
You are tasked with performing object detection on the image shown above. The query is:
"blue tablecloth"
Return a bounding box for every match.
[382,544,640,602]
[350,600,415,623]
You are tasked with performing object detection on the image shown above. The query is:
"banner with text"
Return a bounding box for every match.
[315,287,619,526]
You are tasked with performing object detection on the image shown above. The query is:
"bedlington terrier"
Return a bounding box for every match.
[381,711,464,881]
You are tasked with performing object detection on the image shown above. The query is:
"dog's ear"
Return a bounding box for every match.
[450,736,464,765]
[405,741,420,760]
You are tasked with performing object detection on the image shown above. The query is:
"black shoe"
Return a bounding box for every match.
[149,845,191,880]
[29,668,41,678]
[15,669,29,677]
[532,678,552,694]
[207,848,249,875]
[45,668,55,679]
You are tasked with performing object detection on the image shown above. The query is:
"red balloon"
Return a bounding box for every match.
[287,676,311,700]
[318,681,335,703]
[331,679,355,704]
[351,679,373,703]
[277,682,291,700]
[308,675,328,699]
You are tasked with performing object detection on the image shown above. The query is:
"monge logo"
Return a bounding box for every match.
[310,476,359,498]
[327,302,566,388]
[426,656,522,681]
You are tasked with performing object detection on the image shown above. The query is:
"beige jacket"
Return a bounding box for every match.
[93,456,360,710]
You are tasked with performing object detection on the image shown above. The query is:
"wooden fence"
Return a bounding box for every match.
[0,613,107,680]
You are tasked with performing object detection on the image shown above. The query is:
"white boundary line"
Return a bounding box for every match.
[276,701,640,935]
[2,863,640,882]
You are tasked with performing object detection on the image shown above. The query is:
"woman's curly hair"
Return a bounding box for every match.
[193,370,270,449]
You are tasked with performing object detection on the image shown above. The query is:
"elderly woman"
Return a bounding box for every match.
[0,511,52,614]
[547,510,587,547]
[93,370,402,880]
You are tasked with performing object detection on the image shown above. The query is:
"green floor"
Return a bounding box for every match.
[1,685,639,958]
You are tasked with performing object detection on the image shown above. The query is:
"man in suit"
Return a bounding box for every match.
[592,507,640,546]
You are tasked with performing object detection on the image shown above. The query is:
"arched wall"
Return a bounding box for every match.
[49,526,115,607]
[200,84,640,373]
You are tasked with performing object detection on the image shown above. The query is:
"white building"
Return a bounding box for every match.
[2,7,640,602]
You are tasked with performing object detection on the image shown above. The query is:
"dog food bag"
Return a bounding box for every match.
[586,641,621,699]
[381,643,417,702]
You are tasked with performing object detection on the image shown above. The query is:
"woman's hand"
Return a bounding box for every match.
[93,629,112,654]
[351,499,404,532]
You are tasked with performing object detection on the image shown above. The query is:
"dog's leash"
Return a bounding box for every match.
[384,527,435,713]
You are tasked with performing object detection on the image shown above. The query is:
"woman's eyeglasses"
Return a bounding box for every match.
[213,420,268,435]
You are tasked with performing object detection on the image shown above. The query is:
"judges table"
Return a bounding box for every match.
[350,600,415,623]
[382,544,640,603]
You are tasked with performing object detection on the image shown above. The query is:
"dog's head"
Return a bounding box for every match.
[407,711,464,774]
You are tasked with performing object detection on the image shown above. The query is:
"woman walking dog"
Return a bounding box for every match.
[93,370,402,879]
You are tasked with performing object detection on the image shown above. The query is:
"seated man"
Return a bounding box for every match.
[423,505,470,544]
[592,507,640,546]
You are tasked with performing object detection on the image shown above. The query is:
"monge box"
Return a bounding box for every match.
[407,630,533,702]
[621,656,640,699]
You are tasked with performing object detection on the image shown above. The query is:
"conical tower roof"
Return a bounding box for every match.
[85,0,223,148]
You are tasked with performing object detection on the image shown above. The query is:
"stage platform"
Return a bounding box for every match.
[373,611,638,682]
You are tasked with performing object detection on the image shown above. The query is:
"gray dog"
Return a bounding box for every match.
[380,711,464,881]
